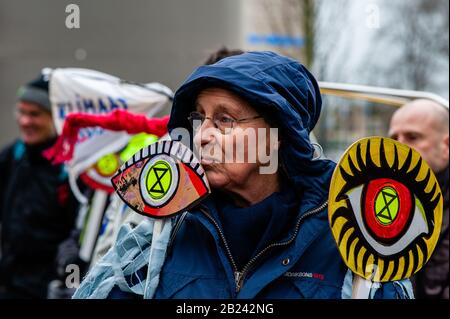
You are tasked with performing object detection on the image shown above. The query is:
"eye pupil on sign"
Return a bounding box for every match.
[374,186,399,226]
[364,178,412,241]
[146,160,172,200]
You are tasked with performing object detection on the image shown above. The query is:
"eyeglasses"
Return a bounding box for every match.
[188,111,262,134]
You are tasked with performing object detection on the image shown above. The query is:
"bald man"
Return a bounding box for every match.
[389,99,449,299]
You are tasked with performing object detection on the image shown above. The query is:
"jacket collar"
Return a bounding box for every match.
[190,187,329,298]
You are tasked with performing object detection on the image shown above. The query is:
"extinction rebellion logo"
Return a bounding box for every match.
[140,155,179,208]
[147,160,172,200]
[374,185,399,226]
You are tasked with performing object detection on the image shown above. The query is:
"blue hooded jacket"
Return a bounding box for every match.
[74,51,413,299]
[156,51,412,298]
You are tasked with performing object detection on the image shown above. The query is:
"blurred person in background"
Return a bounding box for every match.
[389,99,449,299]
[0,71,79,298]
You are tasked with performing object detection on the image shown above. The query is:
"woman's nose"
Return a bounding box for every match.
[193,119,219,148]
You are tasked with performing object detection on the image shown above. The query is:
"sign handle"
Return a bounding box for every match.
[352,275,373,299]
[143,218,165,298]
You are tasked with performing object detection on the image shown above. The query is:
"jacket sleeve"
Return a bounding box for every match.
[372,280,414,299]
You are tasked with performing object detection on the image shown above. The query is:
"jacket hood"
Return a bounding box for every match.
[168,51,335,205]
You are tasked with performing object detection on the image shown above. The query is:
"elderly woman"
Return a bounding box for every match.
[74,51,412,299]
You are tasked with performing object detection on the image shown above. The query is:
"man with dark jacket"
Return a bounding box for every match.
[0,71,78,298]
[389,99,449,299]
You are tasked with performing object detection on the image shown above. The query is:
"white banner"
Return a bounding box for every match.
[48,68,173,202]
[50,68,172,133]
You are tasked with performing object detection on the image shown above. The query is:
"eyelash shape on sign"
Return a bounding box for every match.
[328,137,443,282]
[111,140,211,219]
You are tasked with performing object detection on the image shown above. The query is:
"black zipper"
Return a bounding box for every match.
[199,200,328,293]
[199,207,240,275]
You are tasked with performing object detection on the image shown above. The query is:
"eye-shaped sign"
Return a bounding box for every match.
[80,133,159,193]
[328,137,443,282]
[111,140,210,218]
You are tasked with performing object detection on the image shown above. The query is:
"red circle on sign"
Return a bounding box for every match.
[364,178,412,241]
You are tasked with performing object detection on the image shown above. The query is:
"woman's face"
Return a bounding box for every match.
[193,87,276,191]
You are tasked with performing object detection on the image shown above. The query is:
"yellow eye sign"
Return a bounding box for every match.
[146,160,172,200]
[328,137,443,282]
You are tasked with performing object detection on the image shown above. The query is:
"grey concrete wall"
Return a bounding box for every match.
[0,0,243,146]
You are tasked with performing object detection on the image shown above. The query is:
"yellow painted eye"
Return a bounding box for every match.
[328,137,443,282]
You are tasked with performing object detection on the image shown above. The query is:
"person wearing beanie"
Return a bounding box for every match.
[15,70,55,146]
[0,70,79,298]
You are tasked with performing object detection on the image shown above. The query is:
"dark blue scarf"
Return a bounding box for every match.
[213,183,299,270]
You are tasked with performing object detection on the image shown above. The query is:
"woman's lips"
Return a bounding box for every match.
[200,157,220,165]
